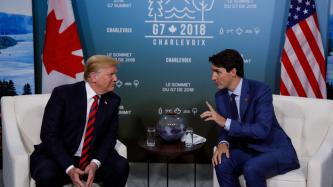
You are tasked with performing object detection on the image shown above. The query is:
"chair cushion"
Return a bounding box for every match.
[237,154,308,187]
[273,95,333,158]
[266,157,308,187]
[14,94,50,154]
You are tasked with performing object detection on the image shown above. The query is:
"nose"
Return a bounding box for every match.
[113,74,118,82]
[211,73,216,81]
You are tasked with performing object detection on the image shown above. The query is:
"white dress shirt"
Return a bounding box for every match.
[66,82,101,174]
[219,78,242,146]
[224,78,242,130]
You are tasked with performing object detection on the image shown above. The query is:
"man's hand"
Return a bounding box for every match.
[68,167,85,187]
[85,162,98,187]
[212,143,230,167]
[200,101,226,127]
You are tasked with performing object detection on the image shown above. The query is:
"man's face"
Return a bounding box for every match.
[93,66,118,94]
[211,64,234,90]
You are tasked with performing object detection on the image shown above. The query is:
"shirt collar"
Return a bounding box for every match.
[85,82,98,100]
[228,78,243,97]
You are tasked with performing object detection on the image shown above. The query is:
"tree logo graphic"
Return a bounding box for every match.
[145,0,215,47]
[192,0,214,21]
[148,0,164,21]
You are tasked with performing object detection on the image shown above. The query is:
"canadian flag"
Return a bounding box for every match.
[42,0,84,93]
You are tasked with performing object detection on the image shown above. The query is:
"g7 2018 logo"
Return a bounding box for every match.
[145,0,215,47]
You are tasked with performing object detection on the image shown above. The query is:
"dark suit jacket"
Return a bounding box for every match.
[33,81,120,171]
[216,79,299,173]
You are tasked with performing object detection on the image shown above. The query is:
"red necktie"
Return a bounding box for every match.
[79,95,99,170]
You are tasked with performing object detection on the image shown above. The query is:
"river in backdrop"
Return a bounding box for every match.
[0,33,35,94]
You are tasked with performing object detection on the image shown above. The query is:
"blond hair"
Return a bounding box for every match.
[84,55,119,80]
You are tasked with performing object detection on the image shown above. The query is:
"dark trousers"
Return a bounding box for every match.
[30,150,129,187]
[215,149,280,187]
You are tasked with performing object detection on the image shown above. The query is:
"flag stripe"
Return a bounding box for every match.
[306,16,327,98]
[280,80,290,96]
[281,60,300,96]
[313,12,320,31]
[306,15,326,78]
[300,17,325,76]
[283,35,316,97]
[287,28,323,98]
[281,50,307,97]
[293,23,324,94]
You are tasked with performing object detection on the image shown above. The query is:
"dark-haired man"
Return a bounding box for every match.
[201,49,299,187]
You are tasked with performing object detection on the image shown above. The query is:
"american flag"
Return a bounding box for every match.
[280,0,326,99]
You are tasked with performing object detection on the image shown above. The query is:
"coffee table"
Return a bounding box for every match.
[138,139,205,187]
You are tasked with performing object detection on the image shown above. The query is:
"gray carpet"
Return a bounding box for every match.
[127,163,213,187]
[0,163,213,187]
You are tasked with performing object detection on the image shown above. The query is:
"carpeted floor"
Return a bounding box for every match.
[0,163,213,187]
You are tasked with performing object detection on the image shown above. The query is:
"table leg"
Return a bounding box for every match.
[166,158,169,187]
[147,159,150,187]
[194,160,196,187]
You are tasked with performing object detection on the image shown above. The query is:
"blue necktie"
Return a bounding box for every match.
[230,93,239,121]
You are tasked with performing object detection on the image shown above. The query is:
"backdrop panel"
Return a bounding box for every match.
[33,0,330,162]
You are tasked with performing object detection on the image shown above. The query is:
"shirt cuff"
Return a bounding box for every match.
[218,140,229,147]
[91,159,101,169]
[224,118,231,131]
[66,165,74,175]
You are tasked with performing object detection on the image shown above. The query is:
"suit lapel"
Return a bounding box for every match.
[94,95,108,130]
[92,93,116,143]
[76,82,87,145]
[240,79,250,121]
[222,92,231,117]
[216,89,231,117]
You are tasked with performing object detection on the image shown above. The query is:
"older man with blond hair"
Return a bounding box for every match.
[30,55,129,187]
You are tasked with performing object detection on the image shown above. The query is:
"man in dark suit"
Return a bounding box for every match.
[200,49,299,187]
[30,55,129,187]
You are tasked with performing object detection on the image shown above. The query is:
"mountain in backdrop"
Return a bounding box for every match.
[0,12,33,35]
[0,36,17,49]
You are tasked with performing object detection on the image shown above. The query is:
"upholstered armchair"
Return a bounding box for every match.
[213,95,333,187]
[1,94,127,187]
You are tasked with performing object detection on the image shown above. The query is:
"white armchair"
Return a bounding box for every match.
[213,95,333,187]
[1,94,127,187]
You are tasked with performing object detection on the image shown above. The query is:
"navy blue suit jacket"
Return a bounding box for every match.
[215,79,299,173]
[33,81,120,171]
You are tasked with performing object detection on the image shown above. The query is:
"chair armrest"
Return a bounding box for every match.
[1,97,30,187]
[115,140,127,158]
[3,144,30,187]
[307,126,333,187]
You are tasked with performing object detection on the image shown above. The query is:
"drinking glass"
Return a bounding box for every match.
[184,127,193,148]
[146,127,156,147]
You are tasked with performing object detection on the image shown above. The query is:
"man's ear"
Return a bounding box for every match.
[89,72,98,83]
[231,68,237,76]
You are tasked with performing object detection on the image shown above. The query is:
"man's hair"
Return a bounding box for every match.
[209,49,244,77]
[84,55,119,80]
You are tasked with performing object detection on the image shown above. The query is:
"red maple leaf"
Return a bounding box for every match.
[43,10,84,78]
